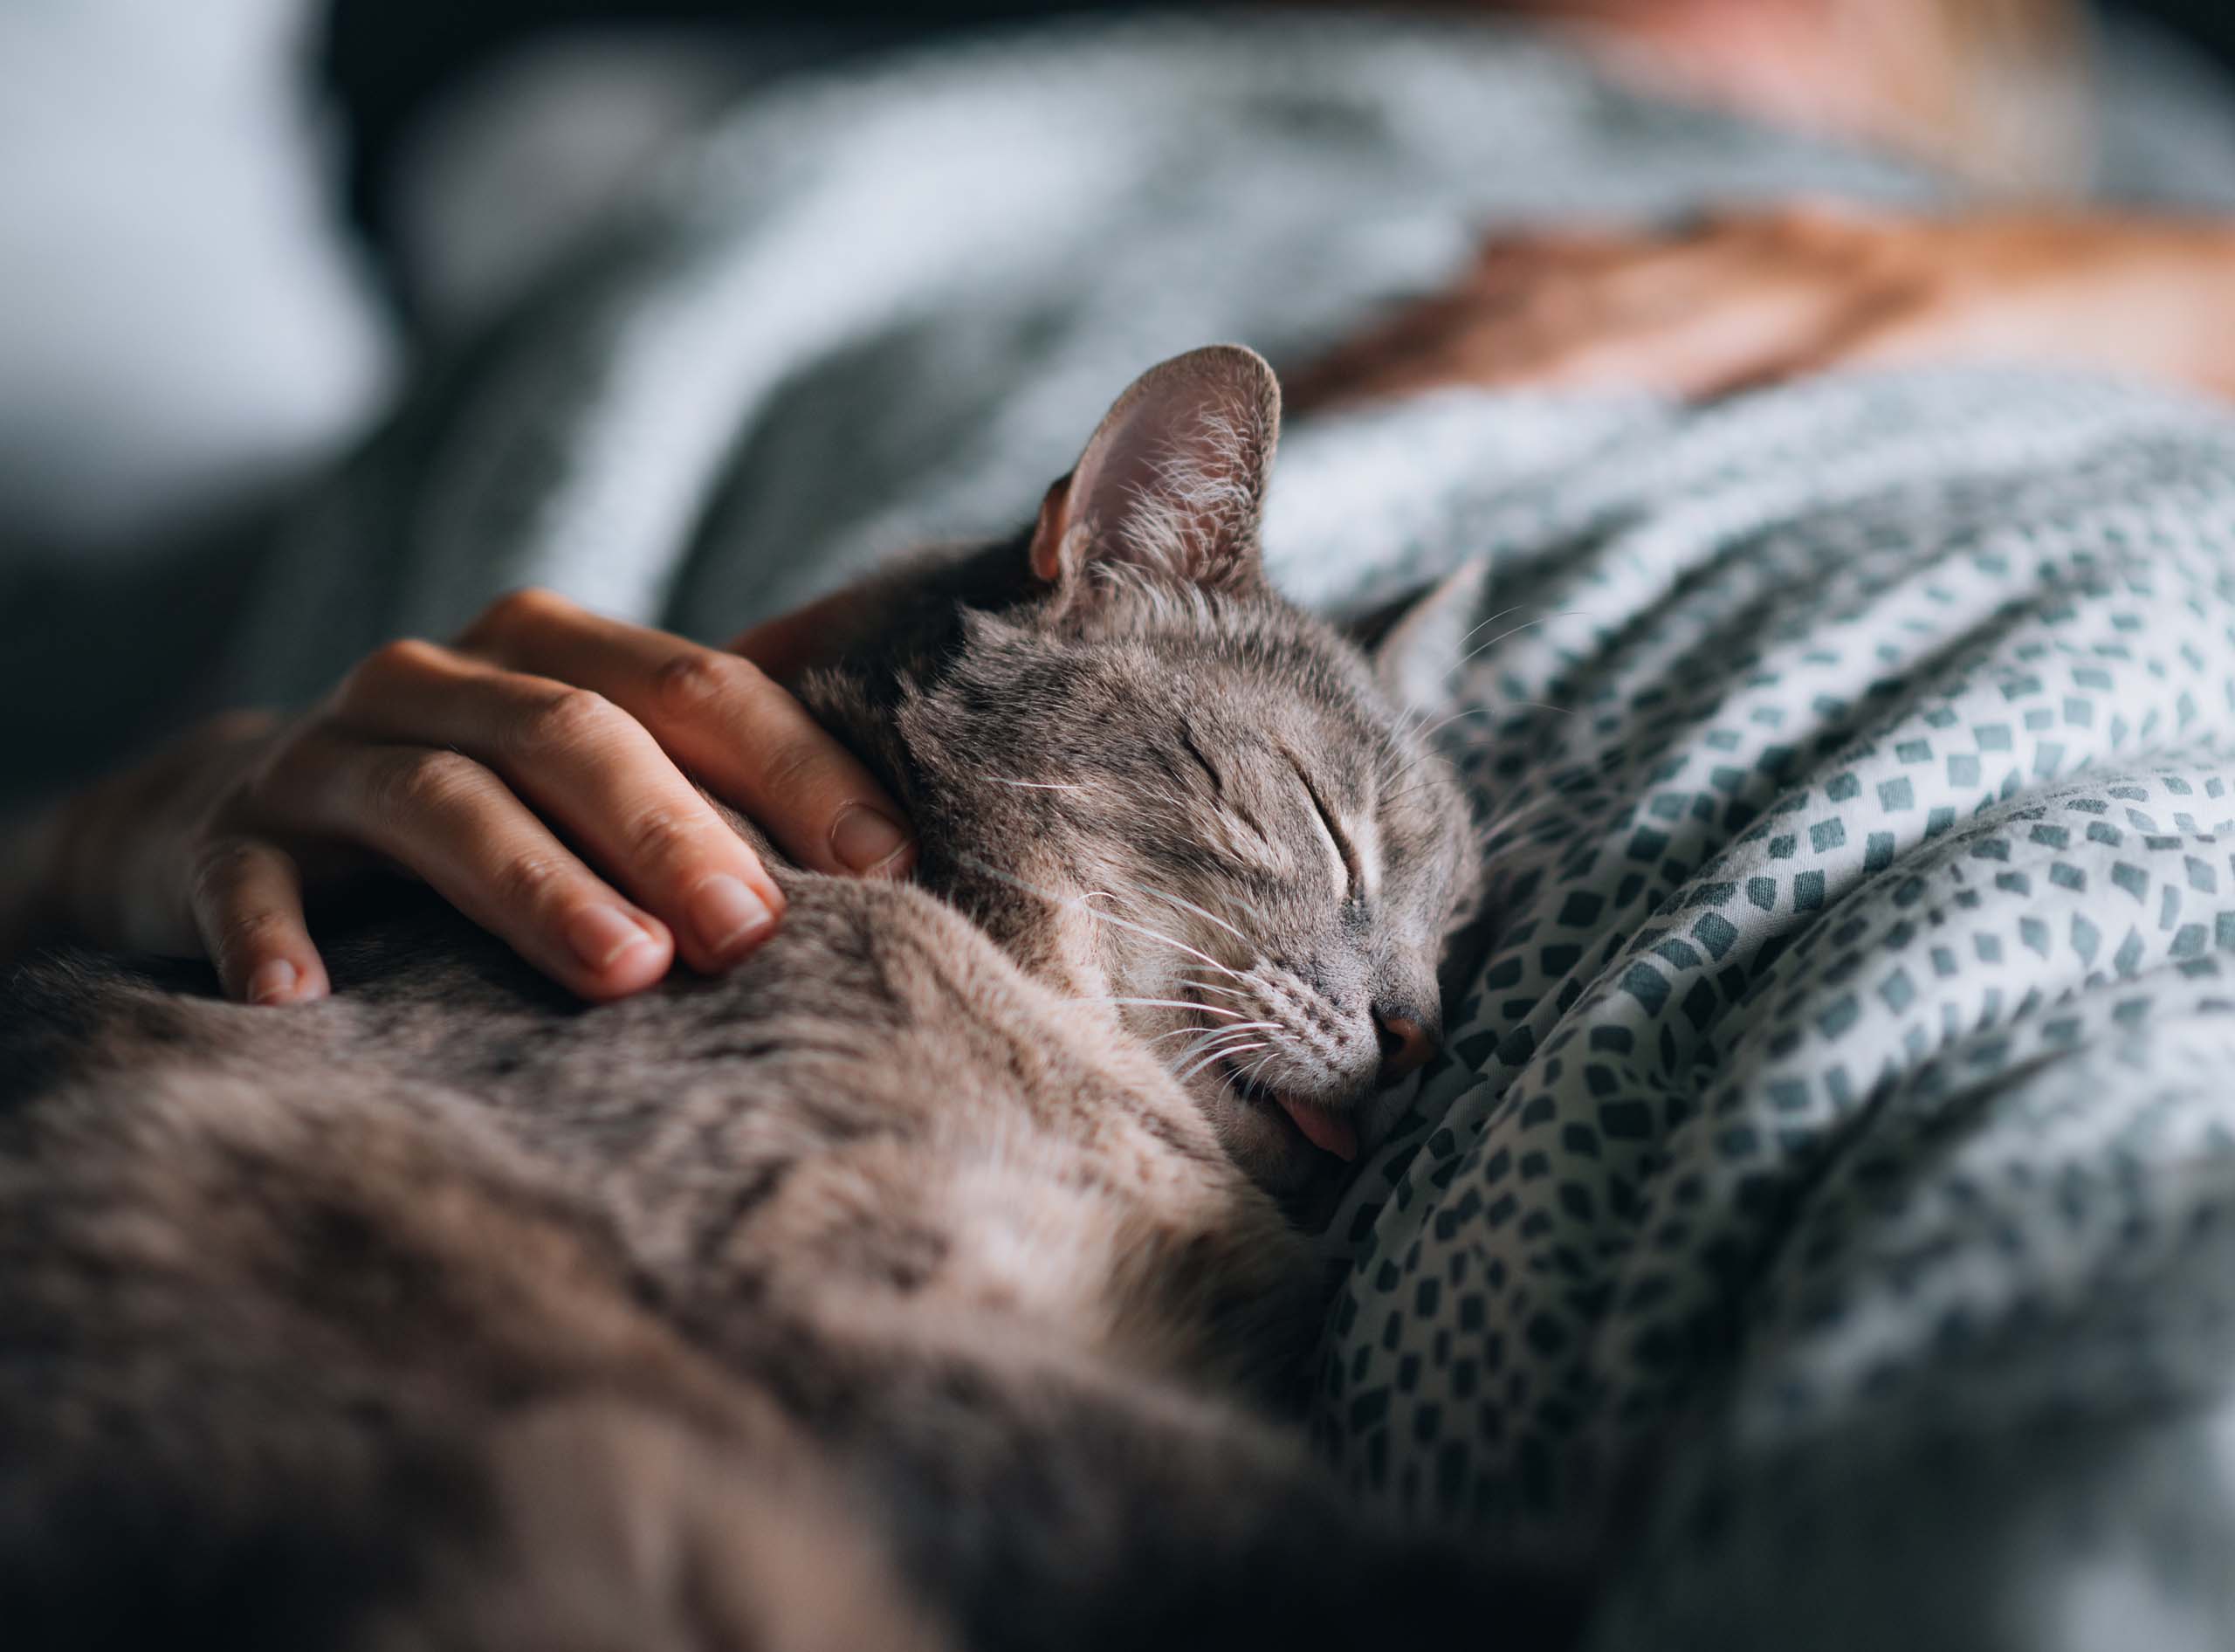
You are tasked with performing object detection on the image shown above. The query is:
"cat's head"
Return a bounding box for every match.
[819,347,1481,1204]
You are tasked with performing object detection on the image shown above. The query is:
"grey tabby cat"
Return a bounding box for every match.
[0,348,1551,1650]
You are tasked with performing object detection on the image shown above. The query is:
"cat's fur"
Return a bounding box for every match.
[0,348,1550,1649]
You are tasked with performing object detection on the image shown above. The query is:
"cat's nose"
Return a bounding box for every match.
[1373,1011,1436,1082]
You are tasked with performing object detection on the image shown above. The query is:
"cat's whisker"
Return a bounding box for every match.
[1383,785,1443,815]
[957,857,1247,981]
[1237,1045,1284,1092]
[1384,702,1461,766]
[1074,997,1250,1020]
[1473,791,1578,854]
[1412,705,1496,742]
[1177,1043,1267,1085]
[1095,878,1266,937]
[1148,1020,1280,1046]
[1399,701,1575,773]
[1454,602,1537,646]
[1389,692,1489,757]
[1447,609,1589,678]
[1170,1027,1285,1068]
[1391,699,1439,738]
[1172,1016,1285,1052]
[1475,804,1564,854]
[1386,753,1487,808]
[1479,785,1579,840]
[988,776,1096,793]
[1173,976,1248,1002]
[1382,739,1464,784]
[1375,711,1491,795]
[1109,877,1254,947]
[1379,746,1465,803]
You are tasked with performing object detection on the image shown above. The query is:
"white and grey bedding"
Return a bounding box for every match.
[182,10,2235,1646]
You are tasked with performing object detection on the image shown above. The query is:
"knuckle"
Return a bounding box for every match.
[492,851,571,909]
[367,636,445,678]
[650,649,747,722]
[518,686,621,758]
[188,838,263,907]
[340,637,444,703]
[622,803,706,871]
[1912,266,1963,307]
[757,737,834,803]
[215,905,292,964]
[373,747,485,823]
[1869,271,1944,325]
[465,586,567,650]
[185,844,293,960]
[1762,200,1845,237]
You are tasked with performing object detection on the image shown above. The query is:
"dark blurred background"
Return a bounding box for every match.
[323,3,1118,264]
[323,0,2235,264]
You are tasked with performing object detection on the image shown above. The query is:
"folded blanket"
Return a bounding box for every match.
[224,12,2235,1648]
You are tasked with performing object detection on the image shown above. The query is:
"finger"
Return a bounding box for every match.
[331,638,785,974]
[1658,281,1931,401]
[1301,287,1615,403]
[1299,226,1803,409]
[1695,198,1879,241]
[1286,292,1509,411]
[1789,298,1944,375]
[1301,244,1716,404]
[1708,306,1936,401]
[461,589,917,882]
[257,729,676,1002]
[1482,256,1883,399]
[1289,340,1491,409]
[188,837,330,1007]
[46,713,277,959]
[1464,226,1637,286]
[1459,226,1840,393]
[1288,232,1626,409]
[729,585,881,681]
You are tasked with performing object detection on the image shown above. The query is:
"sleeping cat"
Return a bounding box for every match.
[0,348,1546,1649]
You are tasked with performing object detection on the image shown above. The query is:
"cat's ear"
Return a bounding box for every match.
[1028,345,1281,604]
[1367,557,1493,718]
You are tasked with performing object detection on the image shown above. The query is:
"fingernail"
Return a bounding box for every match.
[247,958,298,1006]
[566,905,657,973]
[829,804,914,877]
[691,873,773,959]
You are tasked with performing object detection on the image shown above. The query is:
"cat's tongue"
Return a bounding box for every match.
[1276,1096,1358,1162]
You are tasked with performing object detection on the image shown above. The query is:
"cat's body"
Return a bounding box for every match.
[2,844,1318,1652]
[0,350,1532,1649]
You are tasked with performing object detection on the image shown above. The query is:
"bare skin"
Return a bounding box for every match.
[1289,204,2235,411]
[1283,3,2235,410]
[3,589,911,1007]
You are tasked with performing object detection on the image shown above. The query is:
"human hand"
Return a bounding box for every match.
[13,588,914,1005]
[1289,204,2235,409]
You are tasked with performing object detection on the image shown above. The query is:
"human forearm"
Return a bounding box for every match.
[1289,205,2235,410]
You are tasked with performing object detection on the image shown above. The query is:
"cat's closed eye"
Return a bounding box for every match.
[1177,726,1227,797]
[1283,747,1363,902]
